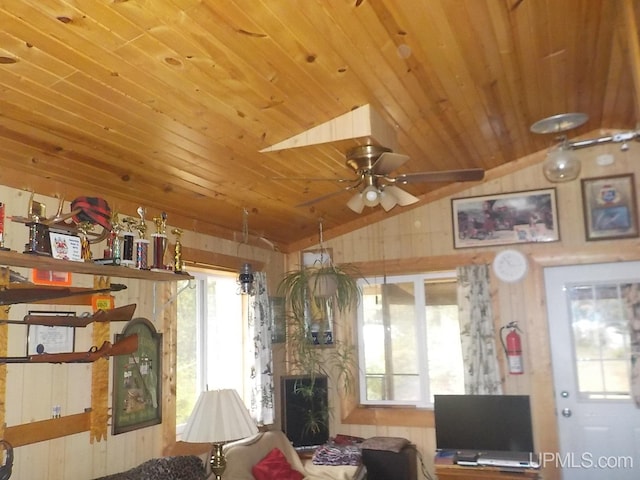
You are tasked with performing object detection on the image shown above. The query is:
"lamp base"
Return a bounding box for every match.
[209,443,226,480]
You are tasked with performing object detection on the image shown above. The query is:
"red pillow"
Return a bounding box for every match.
[252,447,304,480]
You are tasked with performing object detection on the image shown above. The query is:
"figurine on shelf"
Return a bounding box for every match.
[76,221,94,261]
[172,228,185,274]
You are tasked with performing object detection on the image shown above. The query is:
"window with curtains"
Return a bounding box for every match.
[175,270,245,432]
[357,271,465,407]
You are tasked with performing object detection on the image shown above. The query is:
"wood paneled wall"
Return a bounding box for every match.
[286,141,640,480]
[0,185,282,479]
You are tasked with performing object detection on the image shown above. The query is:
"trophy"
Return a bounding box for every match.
[151,212,167,270]
[23,198,51,256]
[172,228,185,274]
[0,202,10,251]
[120,216,137,267]
[134,207,149,269]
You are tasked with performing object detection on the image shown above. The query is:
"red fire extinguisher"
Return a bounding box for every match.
[500,321,524,375]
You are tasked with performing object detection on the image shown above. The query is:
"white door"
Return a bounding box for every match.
[544,262,640,480]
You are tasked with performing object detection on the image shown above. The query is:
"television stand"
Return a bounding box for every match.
[435,464,540,480]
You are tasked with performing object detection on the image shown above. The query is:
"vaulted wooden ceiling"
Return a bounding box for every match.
[1,0,639,252]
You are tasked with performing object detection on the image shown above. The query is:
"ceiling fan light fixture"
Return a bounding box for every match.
[362,185,380,207]
[379,189,398,211]
[384,185,419,206]
[346,192,365,213]
[543,147,581,182]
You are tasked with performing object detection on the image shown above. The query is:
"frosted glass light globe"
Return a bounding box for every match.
[543,149,581,182]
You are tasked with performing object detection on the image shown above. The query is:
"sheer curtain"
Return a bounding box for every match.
[246,271,275,424]
[457,264,503,395]
[621,282,640,408]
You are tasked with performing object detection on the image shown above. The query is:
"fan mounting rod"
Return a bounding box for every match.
[346,145,390,173]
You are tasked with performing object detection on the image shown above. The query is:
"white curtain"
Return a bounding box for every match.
[457,264,503,395]
[247,271,275,424]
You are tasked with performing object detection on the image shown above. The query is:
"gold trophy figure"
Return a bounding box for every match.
[171,228,185,274]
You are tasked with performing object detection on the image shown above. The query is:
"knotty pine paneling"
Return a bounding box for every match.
[299,142,640,480]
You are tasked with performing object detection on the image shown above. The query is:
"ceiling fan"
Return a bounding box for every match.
[294,145,485,213]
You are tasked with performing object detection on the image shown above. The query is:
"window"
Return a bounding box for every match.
[175,270,244,431]
[357,271,464,407]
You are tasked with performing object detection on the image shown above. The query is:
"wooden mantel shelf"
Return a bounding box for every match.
[0,249,191,281]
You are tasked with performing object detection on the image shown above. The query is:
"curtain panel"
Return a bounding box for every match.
[247,271,275,424]
[457,264,503,395]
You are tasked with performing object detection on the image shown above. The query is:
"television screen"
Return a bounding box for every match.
[281,375,329,448]
[434,394,534,453]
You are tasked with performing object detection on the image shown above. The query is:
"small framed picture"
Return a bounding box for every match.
[581,174,639,241]
[49,232,83,261]
[26,311,76,355]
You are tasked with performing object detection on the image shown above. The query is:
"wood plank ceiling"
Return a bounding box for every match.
[0,0,638,252]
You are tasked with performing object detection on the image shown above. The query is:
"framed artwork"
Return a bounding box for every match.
[26,310,75,355]
[49,232,83,261]
[452,188,559,248]
[581,174,639,241]
[112,317,162,435]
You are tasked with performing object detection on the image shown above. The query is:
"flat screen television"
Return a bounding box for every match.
[281,375,329,448]
[433,394,535,453]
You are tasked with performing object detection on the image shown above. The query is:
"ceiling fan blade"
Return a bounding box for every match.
[270,176,357,183]
[394,168,484,185]
[384,185,420,206]
[372,152,410,175]
[296,183,361,208]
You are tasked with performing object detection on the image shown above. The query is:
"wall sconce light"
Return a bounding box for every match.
[237,262,255,295]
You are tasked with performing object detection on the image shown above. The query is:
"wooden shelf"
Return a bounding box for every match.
[0,249,191,281]
[4,411,91,447]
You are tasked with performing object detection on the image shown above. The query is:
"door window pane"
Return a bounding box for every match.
[568,283,631,399]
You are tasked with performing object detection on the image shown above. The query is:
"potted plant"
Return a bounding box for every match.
[277,258,362,436]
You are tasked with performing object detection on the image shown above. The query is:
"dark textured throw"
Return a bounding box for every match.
[93,455,206,480]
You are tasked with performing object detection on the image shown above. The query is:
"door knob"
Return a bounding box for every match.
[562,408,572,417]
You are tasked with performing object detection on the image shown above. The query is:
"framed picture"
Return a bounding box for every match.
[581,174,639,241]
[26,311,75,355]
[112,317,162,435]
[452,188,559,248]
[49,232,83,261]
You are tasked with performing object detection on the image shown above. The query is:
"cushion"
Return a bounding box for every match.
[251,448,304,480]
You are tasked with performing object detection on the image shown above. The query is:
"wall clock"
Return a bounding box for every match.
[492,249,529,283]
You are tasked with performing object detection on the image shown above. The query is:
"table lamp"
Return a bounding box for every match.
[182,389,258,479]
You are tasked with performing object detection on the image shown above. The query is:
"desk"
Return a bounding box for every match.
[435,464,540,480]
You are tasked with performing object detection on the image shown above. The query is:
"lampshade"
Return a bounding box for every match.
[379,189,398,211]
[346,192,365,213]
[182,389,258,444]
[542,147,581,182]
[384,185,419,206]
